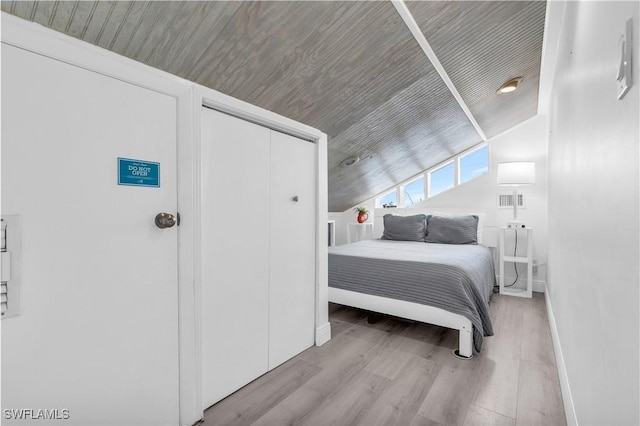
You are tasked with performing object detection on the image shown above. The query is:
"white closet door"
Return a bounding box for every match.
[269,131,316,369]
[201,108,271,408]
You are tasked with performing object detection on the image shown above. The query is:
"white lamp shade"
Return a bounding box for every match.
[497,162,535,186]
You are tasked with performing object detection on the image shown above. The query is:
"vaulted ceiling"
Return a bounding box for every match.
[1,1,547,211]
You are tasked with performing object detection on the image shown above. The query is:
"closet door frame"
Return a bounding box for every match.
[194,86,330,419]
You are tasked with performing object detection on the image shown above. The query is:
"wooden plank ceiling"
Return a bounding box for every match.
[1,1,547,212]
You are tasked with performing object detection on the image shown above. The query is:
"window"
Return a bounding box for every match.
[459,144,489,184]
[429,162,455,197]
[403,176,424,207]
[377,189,397,208]
[372,142,488,207]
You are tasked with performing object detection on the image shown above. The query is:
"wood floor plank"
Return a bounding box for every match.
[329,317,353,337]
[203,294,566,426]
[357,355,440,426]
[483,293,525,361]
[463,404,516,426]
[201,358,321,425]
[471,354,520,418]
[520,298,557,367]
[298,370,391,426]
[363,345,414,380]
[408,413,444,425]
[516,359,566,426]
[252,385,325,426]
[297,331,379,369]
[417,362,483,425]
[397,320,460,351]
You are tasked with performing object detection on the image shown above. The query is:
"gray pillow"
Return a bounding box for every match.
[381,214,427,242]
[425,215,478,244]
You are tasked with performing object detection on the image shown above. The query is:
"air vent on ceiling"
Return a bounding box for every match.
[497,193,525,208]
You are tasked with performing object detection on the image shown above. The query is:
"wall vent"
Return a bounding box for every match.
[497,194,525,208]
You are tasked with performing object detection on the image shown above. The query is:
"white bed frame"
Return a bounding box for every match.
[330,208,492,359]
[329,287,474,358]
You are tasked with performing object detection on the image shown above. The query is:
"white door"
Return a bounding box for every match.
[1,45,179,425]
[269,131,316,369]
[200,107,270,408]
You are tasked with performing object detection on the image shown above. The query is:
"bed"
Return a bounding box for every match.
[328,213,495,358]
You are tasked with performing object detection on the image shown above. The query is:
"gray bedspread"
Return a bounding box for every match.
[328,239,495,351]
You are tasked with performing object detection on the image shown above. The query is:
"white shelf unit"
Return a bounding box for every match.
[499,227,533,298]
[347,222,374,244]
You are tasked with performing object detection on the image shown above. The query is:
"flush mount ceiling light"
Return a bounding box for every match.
[339,155,360,167]
[496,77,523,94]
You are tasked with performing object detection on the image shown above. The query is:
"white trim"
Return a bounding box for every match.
[315,135,331,347]
[187,86,204,425]
[329,287,474,358]
[197,86,323,143]
[391,0,487,141]
[315,322,332,346]
[545,289,578,426]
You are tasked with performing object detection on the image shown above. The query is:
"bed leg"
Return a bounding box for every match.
[454,328,473,359]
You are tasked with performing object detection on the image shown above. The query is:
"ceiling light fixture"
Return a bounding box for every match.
[496,77,523,94]
[339,156,360,167]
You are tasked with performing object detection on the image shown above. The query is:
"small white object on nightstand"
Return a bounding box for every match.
[347,223,374,244]
[499,227,533,298]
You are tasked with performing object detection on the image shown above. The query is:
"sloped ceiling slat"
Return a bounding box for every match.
[406,0,546,138]
[0,0,546,212]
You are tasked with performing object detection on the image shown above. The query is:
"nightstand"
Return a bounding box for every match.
[347,223,374,244]
[498,227,533,298]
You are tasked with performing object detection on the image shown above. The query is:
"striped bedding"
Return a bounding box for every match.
[328,239,495,351]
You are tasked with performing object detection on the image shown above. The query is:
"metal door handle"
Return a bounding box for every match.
[292,196,299,202]
[155,213,176,229]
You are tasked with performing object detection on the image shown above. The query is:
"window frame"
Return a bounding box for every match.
[427,160,455,198]
[373,142,489,207]
[457,143,489,185]
[401,174,425,208]
[376,188,399,208]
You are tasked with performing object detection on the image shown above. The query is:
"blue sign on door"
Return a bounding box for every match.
[118,157,160,188]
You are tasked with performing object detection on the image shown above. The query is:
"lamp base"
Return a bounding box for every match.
[507,221,526,229]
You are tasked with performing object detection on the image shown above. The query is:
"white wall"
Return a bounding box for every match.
[546,1,639,425]
[332,115,548,289]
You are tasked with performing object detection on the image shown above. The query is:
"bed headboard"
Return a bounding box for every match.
[373,207,496,247]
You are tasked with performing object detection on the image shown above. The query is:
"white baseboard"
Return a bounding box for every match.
[315,322,331,346]
[496,276,546,293]
[533,279,546,293]
[545,288,578,425]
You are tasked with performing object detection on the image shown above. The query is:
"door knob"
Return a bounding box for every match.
[292,195,299,202]
[155,213,176,229]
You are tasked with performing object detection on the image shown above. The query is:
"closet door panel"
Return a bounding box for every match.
[269,131,316,369]
[201,108,270,408]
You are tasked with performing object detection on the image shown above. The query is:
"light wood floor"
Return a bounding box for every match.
[202,293,565,425]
